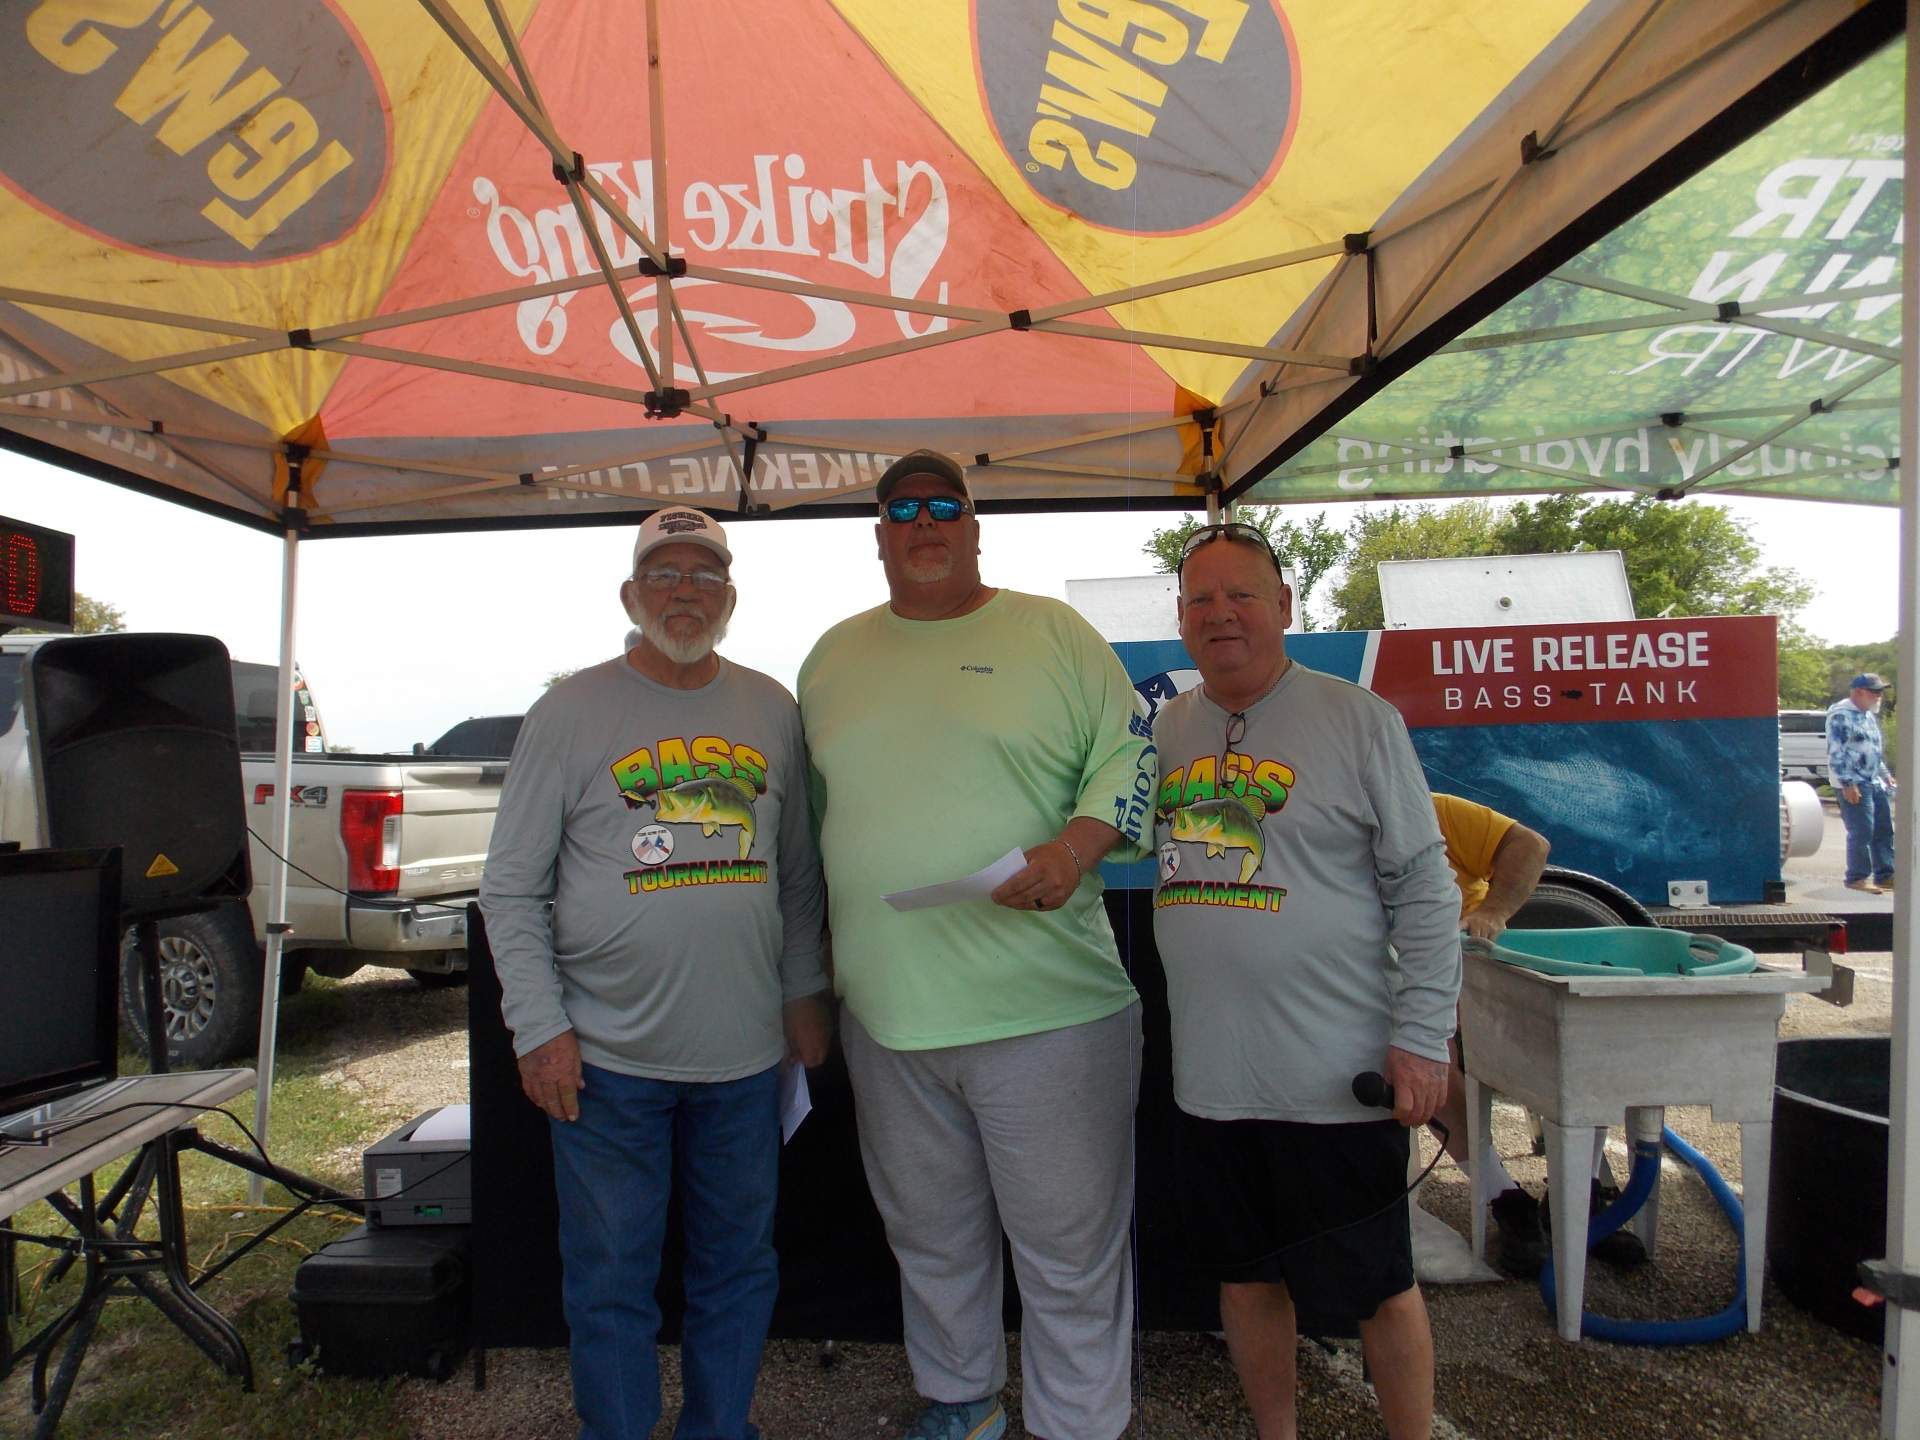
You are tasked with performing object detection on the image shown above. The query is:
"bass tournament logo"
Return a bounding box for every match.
[1155,745,1294,913]
[613,735,773,894]
[2,1,388,262]
[974,0,1299,233]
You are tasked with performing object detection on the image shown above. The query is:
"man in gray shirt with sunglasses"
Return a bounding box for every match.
[1152,520,1459,1440]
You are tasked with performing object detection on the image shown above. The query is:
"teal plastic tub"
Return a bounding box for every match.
[1486,927,1757,978]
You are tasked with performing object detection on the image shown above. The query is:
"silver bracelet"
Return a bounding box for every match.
[1053,835,1084,875]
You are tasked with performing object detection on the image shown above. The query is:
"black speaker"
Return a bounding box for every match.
[25,633,250,921]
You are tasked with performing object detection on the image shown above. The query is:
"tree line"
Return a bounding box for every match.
[40,514,1902,715]
[1146,496,1894,710]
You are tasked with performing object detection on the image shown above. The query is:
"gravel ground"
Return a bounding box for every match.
[296,945,1896,1440]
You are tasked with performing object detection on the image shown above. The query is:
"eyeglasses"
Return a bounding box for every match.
[1221,710,1247,792]
[636,564,729,592]
[883,495,972,524]
[1177,522,1283,576]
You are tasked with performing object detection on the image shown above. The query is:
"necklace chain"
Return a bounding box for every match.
[1206,655,1290,718]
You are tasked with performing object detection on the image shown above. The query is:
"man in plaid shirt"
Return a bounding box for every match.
[1827,672,1897,893]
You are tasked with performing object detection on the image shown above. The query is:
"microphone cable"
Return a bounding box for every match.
[1198,1071,1449,1275]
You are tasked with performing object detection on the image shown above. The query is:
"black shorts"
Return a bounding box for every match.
[1173,1109,1415,1327]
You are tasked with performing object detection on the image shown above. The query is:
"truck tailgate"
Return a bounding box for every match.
[394,761,502,898]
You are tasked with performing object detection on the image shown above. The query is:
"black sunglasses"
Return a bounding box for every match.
[883,495,972,523]
[1177,521,1283,576]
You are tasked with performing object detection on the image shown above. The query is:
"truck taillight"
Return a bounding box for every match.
[342,790,403,893]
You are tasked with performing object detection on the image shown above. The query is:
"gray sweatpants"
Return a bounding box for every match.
[842,1004,1143,1440]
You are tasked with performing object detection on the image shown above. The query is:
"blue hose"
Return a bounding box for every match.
[1537,1127,1749,1345]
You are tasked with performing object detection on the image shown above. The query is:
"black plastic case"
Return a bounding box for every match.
[288,1223,472,1380]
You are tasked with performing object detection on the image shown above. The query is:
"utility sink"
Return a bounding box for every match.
[1461,932,1829,1340]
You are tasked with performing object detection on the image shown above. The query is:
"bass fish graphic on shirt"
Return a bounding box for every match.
[610,736,771,883]
[650,773,758,860]
[1165,792,1266,883]
[1156,749,1295,899]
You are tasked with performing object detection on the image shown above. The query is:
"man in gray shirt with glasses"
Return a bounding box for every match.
[483,505,830,1440]
[1151,520,1459,1440]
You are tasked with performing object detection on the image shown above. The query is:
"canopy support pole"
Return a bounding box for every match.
[1884,8,1920,1429]
[248,492,302,1206]
[645,0,673,390]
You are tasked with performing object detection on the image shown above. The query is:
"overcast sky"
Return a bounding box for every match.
[0,450,1903,752]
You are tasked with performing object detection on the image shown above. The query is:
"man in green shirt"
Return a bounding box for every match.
[799,451,1153,1440]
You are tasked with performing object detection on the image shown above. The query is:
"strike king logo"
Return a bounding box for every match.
[612,734,773,894]
[3,1,388,262]
[975,0,1299,233]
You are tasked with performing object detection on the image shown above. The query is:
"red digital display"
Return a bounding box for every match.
[0,513,75,632]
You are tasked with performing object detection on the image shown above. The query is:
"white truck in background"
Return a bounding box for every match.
[0,634,502,1067]
[1779,709,1830,785]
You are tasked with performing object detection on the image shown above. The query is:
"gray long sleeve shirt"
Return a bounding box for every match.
[480,655,827,1081]
[1150,662,1460,1122]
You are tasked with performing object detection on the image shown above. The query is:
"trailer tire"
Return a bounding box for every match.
[1510,879,1645,931]
[120,904,263,1068]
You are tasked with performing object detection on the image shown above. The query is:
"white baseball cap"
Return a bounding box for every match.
[631,506,731,570]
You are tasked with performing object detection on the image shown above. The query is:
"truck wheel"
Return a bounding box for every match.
[1509,880,1643,930]
[407,967,468,989]
[120,905,264,1068]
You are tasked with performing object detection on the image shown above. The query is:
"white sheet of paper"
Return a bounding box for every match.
[881,847,1029,912]
[779,1059,811,1145]
[409,1104,471,1143]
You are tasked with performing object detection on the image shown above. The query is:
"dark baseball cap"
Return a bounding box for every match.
[876,450,973,506]
[1850,672,1889,692]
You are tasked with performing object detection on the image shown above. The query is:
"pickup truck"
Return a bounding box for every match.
[0,634,502,1067]
[1779,709,1830,786]
[414,714,524,758]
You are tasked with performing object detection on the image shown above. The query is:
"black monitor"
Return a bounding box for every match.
[0,846,122,1117]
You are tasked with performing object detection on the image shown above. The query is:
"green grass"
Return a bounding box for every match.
[1,976,438,1438]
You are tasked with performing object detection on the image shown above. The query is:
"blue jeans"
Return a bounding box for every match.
[1839,782,1895,884]
[549,1062,780,1440]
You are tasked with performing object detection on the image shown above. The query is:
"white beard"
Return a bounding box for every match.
[640,611,728,665]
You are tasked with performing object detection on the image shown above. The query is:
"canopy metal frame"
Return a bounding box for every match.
[1,1,1914,1418]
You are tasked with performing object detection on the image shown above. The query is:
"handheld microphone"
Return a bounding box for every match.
[1352,1071,1394,1110]
[1352,1070,1448,1145]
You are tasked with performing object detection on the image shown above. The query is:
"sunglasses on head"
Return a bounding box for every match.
[883,495,972,523]
[1177,521,1283,576]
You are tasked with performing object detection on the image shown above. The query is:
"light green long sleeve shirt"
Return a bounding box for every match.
[799,591,1154,1049]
